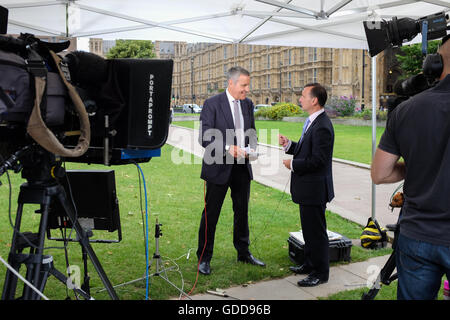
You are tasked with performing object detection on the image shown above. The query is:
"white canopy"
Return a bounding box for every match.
[3,0,450,49]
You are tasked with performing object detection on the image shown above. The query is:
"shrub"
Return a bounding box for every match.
[353,109,388,120]
[255,102,307,120]
[354,108,372,120]
[328,95,357,117]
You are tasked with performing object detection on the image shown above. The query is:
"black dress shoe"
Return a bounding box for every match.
[289,264,313,274]
[297,273,328,287]
[237,254,266,267]
[198,261,211,275]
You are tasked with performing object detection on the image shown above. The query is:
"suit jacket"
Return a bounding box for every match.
[286,112,335,205]
[199,92,257,185]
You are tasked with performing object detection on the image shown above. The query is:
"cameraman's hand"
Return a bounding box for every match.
[228,145,248,158]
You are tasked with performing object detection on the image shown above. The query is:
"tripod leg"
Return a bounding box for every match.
[56,186,119,300]
[81,245,91,295]
[25,202,50,300]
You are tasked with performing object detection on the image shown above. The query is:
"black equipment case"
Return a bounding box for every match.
[288,230,352,264]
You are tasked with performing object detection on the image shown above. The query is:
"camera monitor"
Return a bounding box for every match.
[47,169,122,243]
[63,58,173,165]
[0,6,7,35]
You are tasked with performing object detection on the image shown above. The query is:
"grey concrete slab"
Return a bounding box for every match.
[284,267,368,298]
[189,278,316,300]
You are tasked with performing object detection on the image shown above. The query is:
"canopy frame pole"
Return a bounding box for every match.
[371,55,377,220]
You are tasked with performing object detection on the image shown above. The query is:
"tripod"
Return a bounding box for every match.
[109,218,191,299]
[1,146,119,300]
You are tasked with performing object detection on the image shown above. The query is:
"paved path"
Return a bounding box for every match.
[187,254,390,300]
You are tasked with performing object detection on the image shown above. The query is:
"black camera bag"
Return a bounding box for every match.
[0,48,66,126]
[0,34,90,157]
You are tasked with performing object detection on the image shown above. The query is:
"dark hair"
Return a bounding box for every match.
[304,83,327,107]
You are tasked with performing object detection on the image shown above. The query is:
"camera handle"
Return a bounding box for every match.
[0,145,31,178]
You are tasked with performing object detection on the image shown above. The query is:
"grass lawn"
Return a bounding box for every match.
[174,120,385,165]
[0,145,391,300]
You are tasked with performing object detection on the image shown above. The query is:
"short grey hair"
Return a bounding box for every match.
[226,66,250,83]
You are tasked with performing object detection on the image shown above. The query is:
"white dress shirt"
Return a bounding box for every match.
[226,89,245,148]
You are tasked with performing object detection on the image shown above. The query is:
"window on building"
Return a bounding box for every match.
[267,74,271,88]
[267,54,270,69]
[223,46,227,59]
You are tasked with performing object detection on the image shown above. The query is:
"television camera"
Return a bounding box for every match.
[0,7,173,300]
[364,11,450,115]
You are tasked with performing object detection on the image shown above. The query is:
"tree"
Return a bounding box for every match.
[106,39,156,59]
[395,40,440,79]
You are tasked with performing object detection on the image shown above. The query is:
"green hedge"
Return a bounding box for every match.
[255,102,308,120]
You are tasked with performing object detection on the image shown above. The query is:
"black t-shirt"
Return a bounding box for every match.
[378,75,450,246]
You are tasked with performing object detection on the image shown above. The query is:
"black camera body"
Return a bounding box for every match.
[364,11,448,57]
[0,32,173,165]
[364,12,449,115]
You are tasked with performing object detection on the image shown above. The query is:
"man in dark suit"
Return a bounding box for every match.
[279,83,334,287]
[196,66,265,275]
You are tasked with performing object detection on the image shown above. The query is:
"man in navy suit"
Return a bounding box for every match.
[196,66,265,275]
[279,83,334,287]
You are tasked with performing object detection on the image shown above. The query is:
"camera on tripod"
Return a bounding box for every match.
[0,6,174,300]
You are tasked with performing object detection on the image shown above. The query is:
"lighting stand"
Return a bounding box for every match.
[109,218,191,299]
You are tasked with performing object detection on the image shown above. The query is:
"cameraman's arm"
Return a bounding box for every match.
[371,148,405,184]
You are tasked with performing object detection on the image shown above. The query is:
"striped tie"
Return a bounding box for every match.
[233,100,243,147]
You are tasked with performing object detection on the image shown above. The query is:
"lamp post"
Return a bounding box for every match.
[361,50,366,110]
[190,56,194,103]
[279,61,282,103]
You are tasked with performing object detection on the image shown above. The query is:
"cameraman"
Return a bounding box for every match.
[371,36,450,300]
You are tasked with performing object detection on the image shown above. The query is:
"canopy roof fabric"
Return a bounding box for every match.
[3,0,450,49]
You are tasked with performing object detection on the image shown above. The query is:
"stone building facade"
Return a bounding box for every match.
[171,42,393,108]
[87,38,396,109]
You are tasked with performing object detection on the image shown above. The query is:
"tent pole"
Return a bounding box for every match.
[371,55,377,220]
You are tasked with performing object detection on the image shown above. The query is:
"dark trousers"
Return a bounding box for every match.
[197,164,251,262]
[299,204,329,279]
